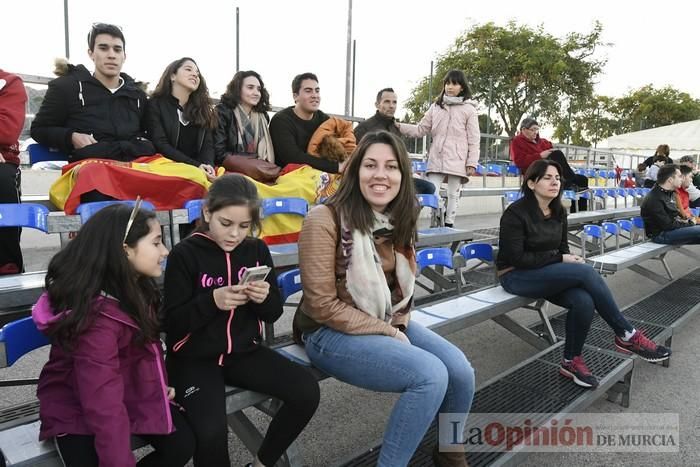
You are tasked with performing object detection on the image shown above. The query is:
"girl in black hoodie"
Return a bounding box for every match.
[163,174,319,467]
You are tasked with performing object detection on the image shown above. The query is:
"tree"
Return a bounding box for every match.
[406,21,608,137]
[614,85,700,132]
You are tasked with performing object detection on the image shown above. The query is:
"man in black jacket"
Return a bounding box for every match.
[31,23,153,163]
[640,164,700,244]
[269,72,344,174]
[354,88,435,195]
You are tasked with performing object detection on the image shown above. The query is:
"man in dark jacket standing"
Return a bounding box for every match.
[354,88,435,194]
[31,23,153,163]
[641,164,700,244]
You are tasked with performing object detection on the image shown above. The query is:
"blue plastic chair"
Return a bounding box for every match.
[562,190,577,200]
[691,208,700,217]
[504,191,522,204]
[412,161,427,173]
[574,168,586,176]
[416,247,454,271]
[277,268,302,303]
[585,169,597,178]
[261,198,308,218]
[0,317,50,386]
[76,200,156,224]
[27,143,69,165]
[417,194,440,211]
[582,224,605,258]
[459,243,494,262]
[0,203,50,232]
[617,219,635,245]
[475,164,486,176]
[602,221,620,249]
[184,199,204,223]
[632,216,644,230]
[486,164,503,176]
[506,165,520,177]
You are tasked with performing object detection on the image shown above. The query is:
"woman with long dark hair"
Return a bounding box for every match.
[498,159,671,388]
[294,131,474,467]
[148,57,217,180]
[33,204,195,466]
[214,70,276,170]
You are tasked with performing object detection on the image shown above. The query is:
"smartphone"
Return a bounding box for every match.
[239,265,271,285]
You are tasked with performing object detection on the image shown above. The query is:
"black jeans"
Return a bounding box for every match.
[547,150,588,212]
[55,404,195,466]
[167,345,320,467]
[0,163,22,273]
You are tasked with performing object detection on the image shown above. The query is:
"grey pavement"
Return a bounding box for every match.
[5,171,700,466]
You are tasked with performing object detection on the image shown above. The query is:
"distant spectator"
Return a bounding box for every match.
[0,69,27,275]
[643,155,666,188]
[675,165,700,220]
[678,155,700,196]
[641,164,700,244]
[510,117,588,211]
[147,57,217,180]
[269,73,344,173]
[355,87,435,194]
[643,144,672,167]
[633,163,647,188]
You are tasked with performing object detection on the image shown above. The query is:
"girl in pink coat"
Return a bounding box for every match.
[398,70,480,227]
[33,203,194,467]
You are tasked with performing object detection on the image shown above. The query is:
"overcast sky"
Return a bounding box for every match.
[4,0,699,127]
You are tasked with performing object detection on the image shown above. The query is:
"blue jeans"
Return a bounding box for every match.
[304,322,475,467]
[500,262,633,359]
[652,225,700,245]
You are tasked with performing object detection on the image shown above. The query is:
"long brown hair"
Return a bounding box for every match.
[152,57,217,129]
[327,131,418,248]
[220,70,271,113]
[520,159,565,218]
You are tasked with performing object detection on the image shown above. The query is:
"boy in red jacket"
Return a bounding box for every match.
[0,69,27,274]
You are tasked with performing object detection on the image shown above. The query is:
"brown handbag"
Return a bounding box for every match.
[222,154,281,183]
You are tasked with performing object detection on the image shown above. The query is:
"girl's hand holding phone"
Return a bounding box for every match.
[213,284,250,310]
[245,281,270,304]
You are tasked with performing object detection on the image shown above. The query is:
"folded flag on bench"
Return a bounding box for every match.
[49,155,214,214]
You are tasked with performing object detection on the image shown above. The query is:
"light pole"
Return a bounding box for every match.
[344,0,353,116]
[64,0,70,59]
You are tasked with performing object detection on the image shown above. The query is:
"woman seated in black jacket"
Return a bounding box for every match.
[148,57,217,180]
[214,71,278,180]
[497,159,670,389]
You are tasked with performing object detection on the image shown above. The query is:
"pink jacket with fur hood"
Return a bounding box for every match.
[33,292,173,467]
[398,100,480,178]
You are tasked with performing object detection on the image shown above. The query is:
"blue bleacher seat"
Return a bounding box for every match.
[27,143,69,165]
[459,243,493,262]
[0,317,49,368]
[416,247,453,271]
[486,164,503,176]
[76,200,156,223]
[632,216,644,230]
[417,194,440,210]
[562,190,577,200]
[506,165,520,177]
[412,161,427,173]
[277,268,302,303]
[261,198,308,218]
[504,191,522,204]
[691,208,700,217]
[475,164,486,176]
[184,199,203,223]
[575,168,585,176]
[0,203,50,232]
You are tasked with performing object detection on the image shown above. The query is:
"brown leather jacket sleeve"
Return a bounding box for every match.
[298,205,398,336]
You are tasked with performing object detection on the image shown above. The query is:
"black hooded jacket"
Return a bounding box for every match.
[30,63,154,161]
[163,233,283,359]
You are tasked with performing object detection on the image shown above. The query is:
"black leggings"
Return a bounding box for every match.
[0,163,22,273]
[547,150,588,211]
[167,346,320,467]
[55,404,195,466]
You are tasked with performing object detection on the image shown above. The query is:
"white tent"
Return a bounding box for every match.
[600,119,700,154]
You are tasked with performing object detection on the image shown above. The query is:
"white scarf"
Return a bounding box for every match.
[341,211,415,321]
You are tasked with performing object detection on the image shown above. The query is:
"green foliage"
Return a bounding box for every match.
[406,21,608,137]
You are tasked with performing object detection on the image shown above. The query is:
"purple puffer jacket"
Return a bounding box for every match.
[33,293,173,467]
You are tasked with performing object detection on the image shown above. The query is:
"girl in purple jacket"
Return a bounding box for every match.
[33,203,194,467]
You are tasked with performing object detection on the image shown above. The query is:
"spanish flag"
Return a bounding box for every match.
[50,155,213,214]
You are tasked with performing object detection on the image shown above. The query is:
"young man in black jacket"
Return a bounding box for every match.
[641,163,700,244]
[354,87,435,195]
[31,23,154,163]
[269,72,345,174]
